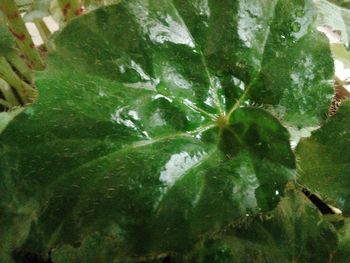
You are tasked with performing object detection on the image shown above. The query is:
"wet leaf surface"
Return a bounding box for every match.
[0,0,336,261]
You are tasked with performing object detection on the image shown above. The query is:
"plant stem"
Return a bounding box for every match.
[0,0,45,70]
[5,49,33,83]
[57,0,83,22]
[0,56,37,104]
[0,78,20,107]
[0,97,12,108]
[34,18,51,48]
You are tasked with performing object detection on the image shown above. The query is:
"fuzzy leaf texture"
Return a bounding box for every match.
[0,0,335,261]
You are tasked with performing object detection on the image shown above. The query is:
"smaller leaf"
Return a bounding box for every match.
[297,101,350,214]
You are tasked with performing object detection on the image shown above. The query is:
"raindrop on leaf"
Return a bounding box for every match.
[295,8,304,18]
[291,22,301,32]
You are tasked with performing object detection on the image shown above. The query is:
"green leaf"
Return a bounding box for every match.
[297,101,350,214]
[188,185,338,263]
[0,0,334,259]
[43,0,332,127]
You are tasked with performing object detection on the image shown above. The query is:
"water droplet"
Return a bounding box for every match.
[295,8,304,18]
[291,22,301,32]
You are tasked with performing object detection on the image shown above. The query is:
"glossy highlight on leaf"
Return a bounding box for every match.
[0,0,336,261]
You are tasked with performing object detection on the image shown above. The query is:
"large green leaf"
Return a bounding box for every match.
[297,101,350,214]
[0,0,334,260]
